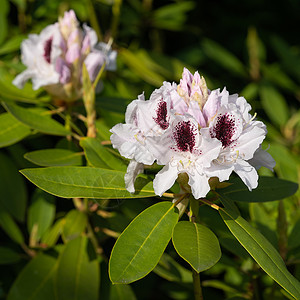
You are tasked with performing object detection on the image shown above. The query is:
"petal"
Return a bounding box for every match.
[84,51,105,81]
[248,146,276,171]
[188,171,210,199]
[205,161,234,182]
[153,164,179,196]
[12,69,37,89]
[124,160,144,193]
[234,159,258,191]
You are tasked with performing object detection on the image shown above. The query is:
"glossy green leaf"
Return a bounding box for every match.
[219,205,300,299]
[259,85,289,127]
[172,221,221,273]
[0,152,27,222]
[80,137,126,171]
[24,149,82,167]
[27,189,56,240]
[109,201,179,284]
[0,112,31,148]
[20,167,155,199]
[7,251,58,300]
[41,218,64,248]
[153,252,192,283]
[0,207,24,244]
[202,39,247,77]
[0,246,21,265]
[62,210,88,242]
[0,0,9,45]
[3,102,70,136]
[217,176,298,202]
[110,284,137,300]
[0,69,49,103]
[55,236,99,300]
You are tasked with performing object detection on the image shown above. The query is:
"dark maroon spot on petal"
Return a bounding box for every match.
[173,120,196,152]
[211,113,236,148]
[153,100,169,130]
[43,37,53,63]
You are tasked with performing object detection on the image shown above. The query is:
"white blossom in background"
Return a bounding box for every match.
[13,10,116,102]
[110,68,275,199]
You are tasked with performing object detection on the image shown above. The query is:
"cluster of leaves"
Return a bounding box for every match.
[0,0,300,299]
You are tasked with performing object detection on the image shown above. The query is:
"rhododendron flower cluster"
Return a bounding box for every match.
[110,68,275,199]
[13,10,116,102]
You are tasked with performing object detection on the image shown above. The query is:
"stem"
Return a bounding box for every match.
[192,270,203,300]
[190,197,204,300]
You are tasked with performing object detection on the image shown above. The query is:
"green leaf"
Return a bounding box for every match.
[3,102,70,136]
[0,246,21,265]
[27,189,56,241]
[0,112,31,148]
[217,176,298,202]
[80,137,126,171]
[109,201,179,284]
[20,167,156,199]
[0,207,24,244]
[119,48,165,87]
[7,251,59,300]
[24,149,82,167]
[172,221,221,273]
[55,236,99,300]
[0,68,49,103]
[0,151,27,222]
[62,210,88,242]
[110,284,137,300]
[219,205,300,299]
[0,35,25,56]
[153,252,192,283]
[41,218,64,248]
[152,2,195,31]
[202,39,247,77]
[259,85,289,127]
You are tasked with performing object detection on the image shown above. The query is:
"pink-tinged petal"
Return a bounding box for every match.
[84,51,105,81]
[248,146,276,171]
[202,88,221,123]
[125,160,144,193]
[188,172,210,199]
[187,100,206,127]
[234,159,258,190]
[83,24,98,49]
[66,43,81,63]
[55,57,71,83]
[153,164,179,196]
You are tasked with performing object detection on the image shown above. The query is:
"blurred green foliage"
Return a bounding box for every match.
[0,0,299,299]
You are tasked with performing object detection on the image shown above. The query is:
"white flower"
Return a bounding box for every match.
[147,115,222,199]
[201,89,269,190]
[110,67,275,198]
[13,10,117,102]
[12,24,62,90]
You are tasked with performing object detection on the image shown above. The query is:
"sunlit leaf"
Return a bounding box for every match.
[24,149,82,167]
[172,221,221,273]
[20,167,155,199]
[3,102,70,136]
[219,205,300,299]
[0,112,31,148]
[109,201,178,284]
